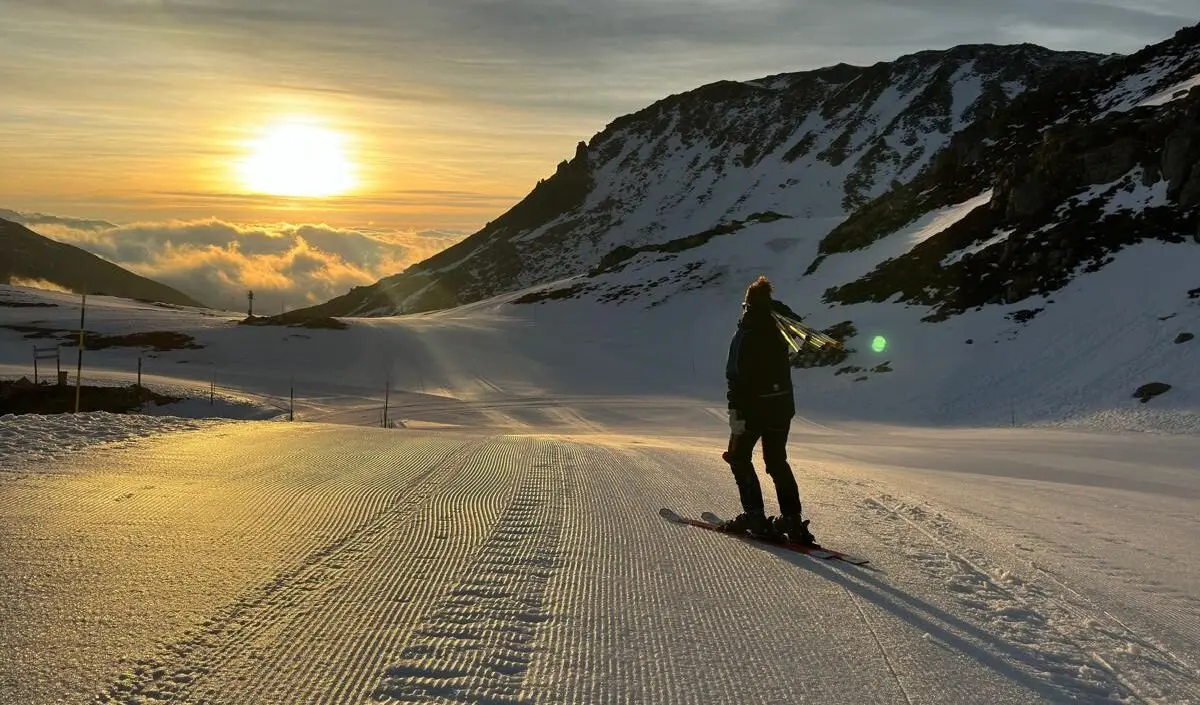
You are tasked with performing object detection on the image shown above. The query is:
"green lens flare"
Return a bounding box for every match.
[871,335,888,353]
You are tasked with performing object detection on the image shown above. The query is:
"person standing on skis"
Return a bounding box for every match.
[720,275,816,545]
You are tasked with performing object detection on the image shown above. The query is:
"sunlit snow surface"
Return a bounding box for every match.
[0,412,226,472]
[1,283,1198,703]
[2,422,1198,704]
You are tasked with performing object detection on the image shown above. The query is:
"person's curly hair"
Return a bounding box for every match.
[744,275,772,306]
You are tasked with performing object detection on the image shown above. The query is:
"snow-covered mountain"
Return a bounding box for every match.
[300,43,1097,317]
[814,22,1200,320]
[286,24,1200,433]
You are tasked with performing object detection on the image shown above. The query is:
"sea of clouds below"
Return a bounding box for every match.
[3,210,465,310]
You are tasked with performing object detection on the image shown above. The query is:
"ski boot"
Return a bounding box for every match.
[773,514,818,546]
[718,510,775,537]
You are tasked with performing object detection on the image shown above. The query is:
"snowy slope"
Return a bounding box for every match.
[483,24,1200,433]
[493,202,1199,434]
[2,279,1199,703]
[2,394,1198,703]
[5,199,1199,442]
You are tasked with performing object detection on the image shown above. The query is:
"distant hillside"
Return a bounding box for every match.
[0,217,206,308]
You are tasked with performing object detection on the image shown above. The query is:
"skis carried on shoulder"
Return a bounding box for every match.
[771,311,843,353]
[659,508,870,566]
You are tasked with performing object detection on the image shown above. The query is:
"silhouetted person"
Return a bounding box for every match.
[720,275,816,545]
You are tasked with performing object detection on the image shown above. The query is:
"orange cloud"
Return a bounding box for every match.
[26,217,463,311]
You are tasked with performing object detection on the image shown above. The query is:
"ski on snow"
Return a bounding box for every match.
[659,508,870,566]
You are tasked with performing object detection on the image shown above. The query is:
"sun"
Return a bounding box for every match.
[238,120,357,197]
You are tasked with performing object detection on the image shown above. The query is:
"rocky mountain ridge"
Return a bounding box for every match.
[815,23,1200,320]
[299,42,1098,317]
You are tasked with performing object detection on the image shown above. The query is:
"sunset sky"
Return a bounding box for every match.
[2,0,1195,307]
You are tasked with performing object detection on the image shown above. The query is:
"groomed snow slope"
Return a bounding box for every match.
[2,421,1198,704]
[1,284,1198,704]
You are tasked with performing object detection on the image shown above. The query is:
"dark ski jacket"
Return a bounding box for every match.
[725,300,795,426]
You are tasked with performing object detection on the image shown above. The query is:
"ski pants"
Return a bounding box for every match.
[725,422,802,517]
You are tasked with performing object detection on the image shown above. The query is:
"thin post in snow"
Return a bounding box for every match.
[74,291,86,413]
[289,377,295,422]
[383,371,391,428]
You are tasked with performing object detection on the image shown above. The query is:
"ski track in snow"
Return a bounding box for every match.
[90,432,494,704]
[855,493,1193,704]
[375,441,564,704]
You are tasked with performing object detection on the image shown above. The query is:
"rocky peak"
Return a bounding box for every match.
[815,23,1200,321]
[299,42,1092,317]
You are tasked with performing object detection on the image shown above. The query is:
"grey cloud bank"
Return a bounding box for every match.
[5,0,1195,120]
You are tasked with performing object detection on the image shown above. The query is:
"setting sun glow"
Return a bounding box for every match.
[238,120,357,197]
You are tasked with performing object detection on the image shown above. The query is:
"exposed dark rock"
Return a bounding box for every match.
[512,285,587,305]
[1133,381,1172,403]
[0,381,179,415]
[1007,308,1045,324]
[825,85,1200,319]
[68,331,204,351]
[0,324,61,339]
[823,321,859,340]
[1175,332,1195,344]
[592,212,787,276]
[239,313,348,330]
[2,325,204,351]
[813,22,1200,315]
[789,320,855,369]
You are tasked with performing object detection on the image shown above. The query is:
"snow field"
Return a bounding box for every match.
[3,420,1198,704]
